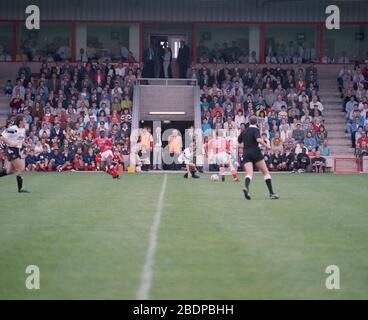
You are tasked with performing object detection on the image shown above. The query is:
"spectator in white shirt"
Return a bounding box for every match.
[309,95,324,112]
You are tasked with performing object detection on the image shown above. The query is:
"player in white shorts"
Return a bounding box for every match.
[208,130,239,182]
[178,143,200,179]
[0,115,29,193]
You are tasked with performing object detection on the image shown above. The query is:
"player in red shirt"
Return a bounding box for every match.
[208,130,239,182]
[92,130,120,179]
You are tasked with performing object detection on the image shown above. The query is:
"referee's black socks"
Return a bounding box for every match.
[16,174,23,192]
[264,174,274,194]
[245,175,251,189]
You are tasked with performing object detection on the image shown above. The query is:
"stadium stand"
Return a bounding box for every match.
[0,60,343,174]
[0,62,137,172]
[338,64,368,157]
[197,63,332,172]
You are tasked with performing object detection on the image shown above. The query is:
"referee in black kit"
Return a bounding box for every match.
[238,116,279,200]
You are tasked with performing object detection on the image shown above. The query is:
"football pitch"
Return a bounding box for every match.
[0,172,367,299]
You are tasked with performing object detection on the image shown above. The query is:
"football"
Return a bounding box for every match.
[210,174,219,182]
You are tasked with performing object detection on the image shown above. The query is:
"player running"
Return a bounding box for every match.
[208,130,239,182]
[0,115,29,193]
[92,130,120,179]
[237,116,279,200]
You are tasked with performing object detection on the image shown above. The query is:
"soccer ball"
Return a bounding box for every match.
[211,174,219,182]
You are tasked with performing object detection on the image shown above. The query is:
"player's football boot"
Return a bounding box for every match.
[18,189,30,193]
[242,188,251,200]
[269,193,279,200]
[221,175,225,182]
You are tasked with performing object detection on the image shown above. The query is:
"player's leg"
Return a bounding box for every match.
[184,164,191,178]
[255,159,279,199]
[243,161,253,200]
[219,164,225,181]
[228,161,239,182]
[189,163,199,178]
[218,153,228,181]
[12,158,29,193]
[7,159,16,174]
[105,156,119,179]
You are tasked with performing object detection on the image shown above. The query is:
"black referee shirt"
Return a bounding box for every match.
[238,126,261,149]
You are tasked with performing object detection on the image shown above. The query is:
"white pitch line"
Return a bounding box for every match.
[136,174,168,300]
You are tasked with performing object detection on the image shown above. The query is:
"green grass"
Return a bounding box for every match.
[0,172,367,299]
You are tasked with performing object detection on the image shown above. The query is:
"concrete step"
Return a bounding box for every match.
[326,129,348,135]
[325,120,345,125]
[318,81,338,87]
[323,104,344,109]
[330,147,355,155]
[326,127,347,133]
[325,118,346,128]
[328,140,352,147]
[319,91,341,96]
[321,98,342,104]
[328,132,350,139]
[323,110,345,115]
[0,97,10,104]
[0,115,8,126]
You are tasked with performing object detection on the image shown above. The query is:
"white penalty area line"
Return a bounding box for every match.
[136,173,168,300]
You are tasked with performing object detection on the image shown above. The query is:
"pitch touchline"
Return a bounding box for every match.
[136,174,168,300]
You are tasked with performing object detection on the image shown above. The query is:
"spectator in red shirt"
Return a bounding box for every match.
[357,131,368,148]
[210,103,224,119]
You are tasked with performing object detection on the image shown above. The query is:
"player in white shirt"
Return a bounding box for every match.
[0,115,29,192]
[178,143,200,179]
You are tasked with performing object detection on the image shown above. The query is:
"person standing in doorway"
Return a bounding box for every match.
[143,43,156,78]
[153,127,162,170]
[178,41,190,79]
[162,47,172,79]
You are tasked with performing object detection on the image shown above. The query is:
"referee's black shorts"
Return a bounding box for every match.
[243,147,264,164]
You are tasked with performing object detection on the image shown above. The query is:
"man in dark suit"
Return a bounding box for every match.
[143,43,156,78]
[177,41,190,79]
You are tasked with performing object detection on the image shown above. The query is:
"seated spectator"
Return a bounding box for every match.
[357,131,368,149]
[356,140,368,158]
[319,139,330,156]
[269,149,286,171]
[311,151,326,173]
[304,131,317,152]
[296,147,311,172]
[4,80,13,97]
[234,109,246,129]
[201,117,211,134]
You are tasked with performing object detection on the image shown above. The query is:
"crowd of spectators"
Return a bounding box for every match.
[197,40,317,65]
[338,63,368,158]
[1,61,138,172]
[197,62,330,172]
[1,59,334,174]
[197,40,259,64]
[16,41,136,64]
